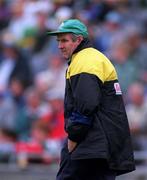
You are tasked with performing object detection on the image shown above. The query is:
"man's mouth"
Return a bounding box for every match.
[61,50,66,55]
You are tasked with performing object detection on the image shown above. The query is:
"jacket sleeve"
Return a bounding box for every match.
[66,72,102,142]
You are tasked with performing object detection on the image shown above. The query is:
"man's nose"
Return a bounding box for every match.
[58,42,63,49]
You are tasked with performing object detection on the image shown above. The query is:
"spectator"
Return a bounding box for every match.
[0,0,11,31]
[8,77,26,107]
[34,55,66,99]
[0,128,17,162]
[0,92,17,131]
[126,82,147,151]
[0,42,33,92]
[110,38,139,94]
[14,86,51,141]
[44,90,66,140]
[93,11,123,52]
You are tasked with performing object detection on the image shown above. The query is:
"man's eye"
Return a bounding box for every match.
[62,39,68,42]
[57,39,69,43]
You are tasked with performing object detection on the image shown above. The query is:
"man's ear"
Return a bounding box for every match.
[77,36,84,44]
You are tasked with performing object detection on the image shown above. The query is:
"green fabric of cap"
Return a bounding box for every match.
[47,19,88,38]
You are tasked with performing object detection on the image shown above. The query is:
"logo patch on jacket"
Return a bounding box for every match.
[114,82,122,95]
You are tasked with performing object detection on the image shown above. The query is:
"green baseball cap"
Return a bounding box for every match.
[47,19,88,38]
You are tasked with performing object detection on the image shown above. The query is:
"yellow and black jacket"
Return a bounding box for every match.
[64,39,135,175]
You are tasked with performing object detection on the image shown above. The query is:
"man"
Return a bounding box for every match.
[47,19,135,180]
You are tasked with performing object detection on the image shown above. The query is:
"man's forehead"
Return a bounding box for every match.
[57,33,71,40]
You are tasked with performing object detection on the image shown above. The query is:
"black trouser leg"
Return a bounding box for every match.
[56,147,116,180]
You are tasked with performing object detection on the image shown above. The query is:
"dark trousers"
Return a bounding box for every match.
[56,147,116,180]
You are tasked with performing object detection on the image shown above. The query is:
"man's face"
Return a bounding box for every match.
[57,33,82,59]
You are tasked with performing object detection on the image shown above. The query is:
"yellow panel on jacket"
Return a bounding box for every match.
[66,47,118,83]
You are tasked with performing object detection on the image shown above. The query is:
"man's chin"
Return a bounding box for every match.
[62,55,69,59]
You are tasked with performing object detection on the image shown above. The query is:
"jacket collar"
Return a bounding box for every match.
[68,38,92,65]
[73,38,92,54]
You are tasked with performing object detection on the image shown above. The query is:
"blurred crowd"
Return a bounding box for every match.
[0,0,147,166]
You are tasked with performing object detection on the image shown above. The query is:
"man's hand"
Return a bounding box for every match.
[68,139,77,153]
